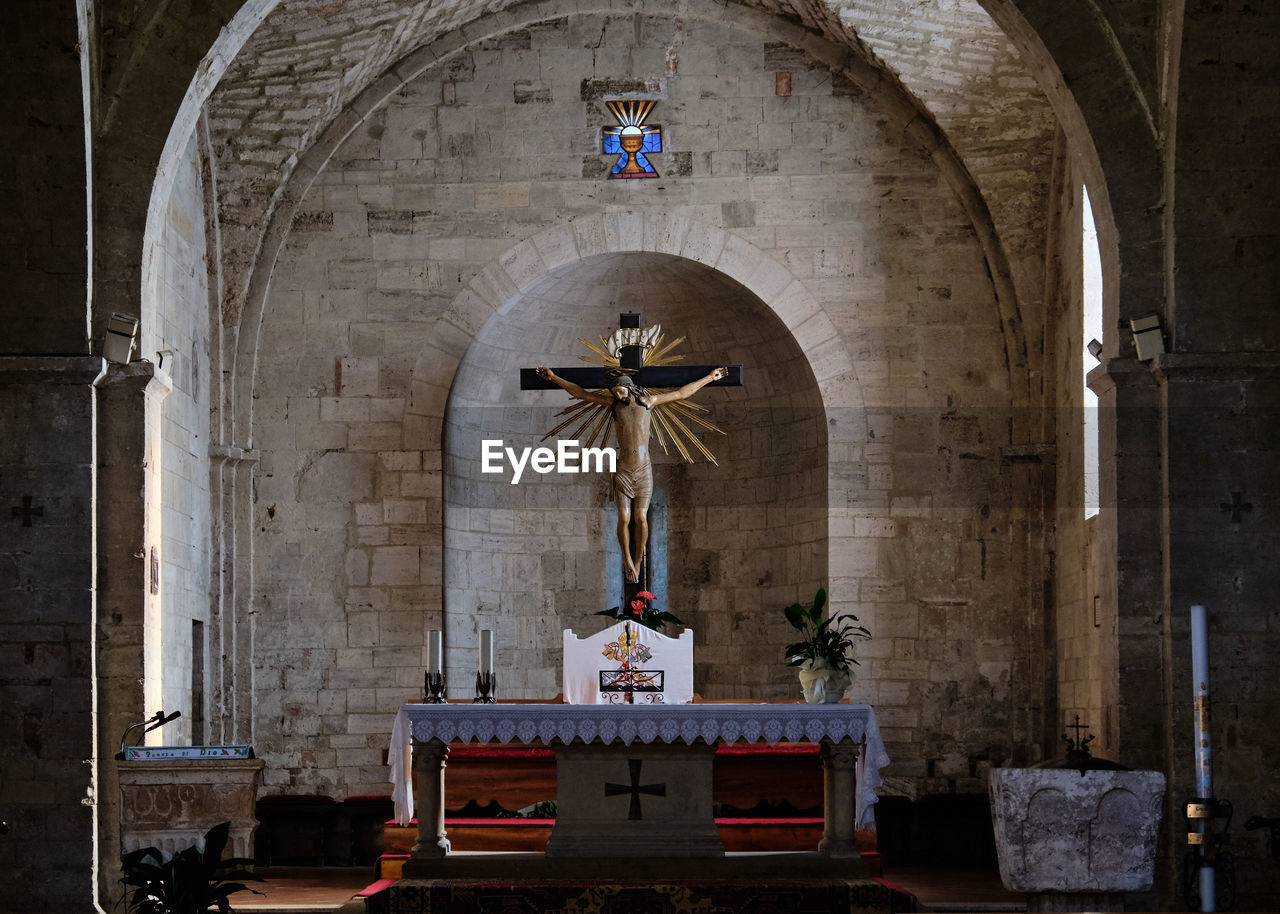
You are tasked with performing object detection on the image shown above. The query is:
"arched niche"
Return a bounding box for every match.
[442,252,828,699]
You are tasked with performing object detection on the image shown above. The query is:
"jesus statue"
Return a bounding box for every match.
[535,364,727,583]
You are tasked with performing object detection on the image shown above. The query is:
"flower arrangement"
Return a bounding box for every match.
[597,590,684,632]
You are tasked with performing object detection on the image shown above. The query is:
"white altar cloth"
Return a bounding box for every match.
[390,703,889,829]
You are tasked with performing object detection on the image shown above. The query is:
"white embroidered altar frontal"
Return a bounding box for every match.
[390,703,889,833]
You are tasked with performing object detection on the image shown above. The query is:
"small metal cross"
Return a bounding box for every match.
[604,758,666,820]
[1063,714,1094,753]
[11,496,43,527]
[1220,491,1253,524]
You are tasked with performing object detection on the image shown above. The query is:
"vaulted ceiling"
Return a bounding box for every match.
[187,0,1058,343]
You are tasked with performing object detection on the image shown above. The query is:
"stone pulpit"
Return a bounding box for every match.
[117,755,265,858]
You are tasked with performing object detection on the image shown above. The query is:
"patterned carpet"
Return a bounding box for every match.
[366,878,915,914]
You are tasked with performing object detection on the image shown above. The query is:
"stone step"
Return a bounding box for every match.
[361,872,911,914]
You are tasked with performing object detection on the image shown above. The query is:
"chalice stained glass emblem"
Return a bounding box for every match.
[602,100,662,178]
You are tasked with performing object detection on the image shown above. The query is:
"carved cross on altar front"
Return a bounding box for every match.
[604,758,666,820]
[521,312,742,604]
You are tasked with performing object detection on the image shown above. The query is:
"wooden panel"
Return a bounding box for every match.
[713,745,823,809]
[447,757,556,810]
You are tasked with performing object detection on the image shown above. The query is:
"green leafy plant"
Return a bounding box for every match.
[783,587,871,672]
[597,590,684,632]
[120,821,263,914]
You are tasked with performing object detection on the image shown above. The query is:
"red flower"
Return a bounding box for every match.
[631,607,643,615]
[630,599,646,612]
[637,591,656,600]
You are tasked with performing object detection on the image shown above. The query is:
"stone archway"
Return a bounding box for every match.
[406,214,865,678]
[439,248,832,698]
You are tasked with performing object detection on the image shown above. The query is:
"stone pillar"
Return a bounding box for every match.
[95,360,171,904]
[1153,353,1280,906]
[209,445,258,746]
[0,357,106,912]
[1087,359,1164,768]
[406,740,450,868]
[818,740,861,858]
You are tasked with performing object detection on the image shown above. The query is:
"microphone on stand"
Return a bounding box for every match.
[116,709,182,758]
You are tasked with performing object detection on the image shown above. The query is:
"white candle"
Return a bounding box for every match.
[479,629,493,675]
[428,630,442,674]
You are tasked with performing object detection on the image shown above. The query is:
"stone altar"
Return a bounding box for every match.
[390,703,889,872]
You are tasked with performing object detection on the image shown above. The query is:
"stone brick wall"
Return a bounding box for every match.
[245,11,1036,800]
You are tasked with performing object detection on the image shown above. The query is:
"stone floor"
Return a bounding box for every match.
[236,864,1027,913]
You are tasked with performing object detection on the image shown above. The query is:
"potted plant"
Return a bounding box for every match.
[120,821,263,914]
[783,587,871,703]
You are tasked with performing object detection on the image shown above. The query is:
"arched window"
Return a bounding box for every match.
[1082,185,1103,518]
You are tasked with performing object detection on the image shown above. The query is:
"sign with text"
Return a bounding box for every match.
[123,745,254,761]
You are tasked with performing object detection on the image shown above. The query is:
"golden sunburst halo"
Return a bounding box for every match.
[540,324,726,464]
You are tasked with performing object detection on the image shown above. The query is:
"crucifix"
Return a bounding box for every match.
[521,312,742,606]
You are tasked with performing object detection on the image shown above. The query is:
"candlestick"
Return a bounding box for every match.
[428,630,442,674]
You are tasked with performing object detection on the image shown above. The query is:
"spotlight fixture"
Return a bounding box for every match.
[1129,313,1165,361]
[103,313,140,364]
[1087,339,1103,361]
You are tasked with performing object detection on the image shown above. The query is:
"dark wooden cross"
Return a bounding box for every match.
[519,311,742,396]
[11,495,43,527]
[521,312,742,603]
[604,758,666,820]
[1221,491,1253,524]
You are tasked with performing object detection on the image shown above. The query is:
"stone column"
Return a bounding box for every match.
[95,360,171,904]
[406,740,451,868]
[1153,353,1280,905]
[819,740,861,858]
[0,357,106,912]
[1086,359,1164,768]
[209,445,258,746]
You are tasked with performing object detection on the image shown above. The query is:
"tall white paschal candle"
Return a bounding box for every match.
[1190,604,1214,912]
[428,630,442,674]
[479,629,493,675]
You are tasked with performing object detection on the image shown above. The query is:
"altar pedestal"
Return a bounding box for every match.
[546,741,721,857]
